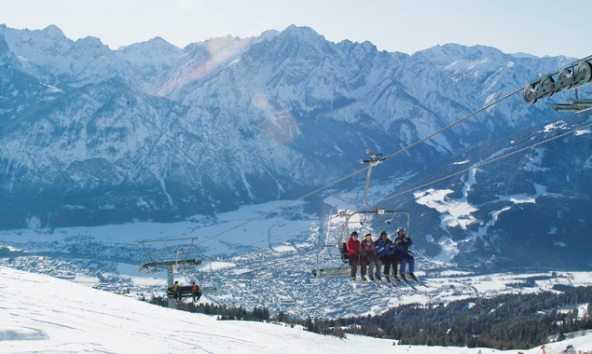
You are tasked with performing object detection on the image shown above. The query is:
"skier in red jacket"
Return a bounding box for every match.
[345,231,361,281]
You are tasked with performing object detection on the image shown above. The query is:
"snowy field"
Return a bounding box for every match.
[1,266,591,354]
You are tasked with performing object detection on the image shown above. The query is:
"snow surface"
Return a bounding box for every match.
[2,266,592,354]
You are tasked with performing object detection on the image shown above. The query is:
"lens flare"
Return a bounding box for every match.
[251,93,298,144]
[155,36,252,96]
[251,93,268,109]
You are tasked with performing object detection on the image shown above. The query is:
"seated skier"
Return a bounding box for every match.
[376,230,395,282]
[360,232,381,281]
[345,231,361,282]
[191,281,202,302]
[172,280,181,302]
[393,227,418,282]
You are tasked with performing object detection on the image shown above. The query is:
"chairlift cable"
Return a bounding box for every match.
[195,88,523,247]
[144,62,592,292]
[381,86,525,163]
[378,120,592,204]
[242,117,592,258]
[195,168,367,246]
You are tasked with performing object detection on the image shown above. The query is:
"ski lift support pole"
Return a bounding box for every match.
[360,149,411,235]
[360,149,387,212]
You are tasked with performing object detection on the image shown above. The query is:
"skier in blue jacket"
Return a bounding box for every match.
[393,227,418,282]
[375,230,397,282]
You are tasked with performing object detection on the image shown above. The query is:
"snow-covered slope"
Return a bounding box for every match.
[2,266,591,354]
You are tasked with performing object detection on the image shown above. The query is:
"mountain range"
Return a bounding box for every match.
[0,24,590,271]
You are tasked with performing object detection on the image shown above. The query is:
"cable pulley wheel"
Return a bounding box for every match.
[538,77,555,98]
[523,84,537,104]
[575,61,592,85]
[556,70,574,91]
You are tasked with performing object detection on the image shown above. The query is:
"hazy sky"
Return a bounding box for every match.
[0,0,590,59]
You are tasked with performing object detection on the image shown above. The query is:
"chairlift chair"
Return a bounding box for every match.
[137,237,202,307]
[311,209,410,278]
[312,149,412,278]
[311,212,351,278]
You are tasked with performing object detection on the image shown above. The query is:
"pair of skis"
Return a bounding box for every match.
[352,275,425,290]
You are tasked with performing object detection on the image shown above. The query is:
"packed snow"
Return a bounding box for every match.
[2,266,591,354]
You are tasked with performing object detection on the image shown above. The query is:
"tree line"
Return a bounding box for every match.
[146,285,592,350]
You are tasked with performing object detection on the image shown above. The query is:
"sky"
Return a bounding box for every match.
[0,0,590,59]
[2,266,592,354]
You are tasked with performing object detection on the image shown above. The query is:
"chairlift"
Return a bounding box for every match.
[137,237,202,307]
[312,150,411,278]
[312,209,409,278]
[137,237,202,275]
[311,212,350,278]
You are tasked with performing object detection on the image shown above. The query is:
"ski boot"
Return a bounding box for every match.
[408,272,418,282]
[375,273,382,281]
[369,275,375,281]
[351,276,356,283]
[392,274,402,282]
[384,274,391,283]
[399,273,408,282]
[361,275,369,282]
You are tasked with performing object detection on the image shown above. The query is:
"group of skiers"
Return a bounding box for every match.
[170,280,202,303]
[345,227,417,283]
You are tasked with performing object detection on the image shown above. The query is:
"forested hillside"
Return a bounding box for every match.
[153,286,592,350]
[338,286,592,350]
